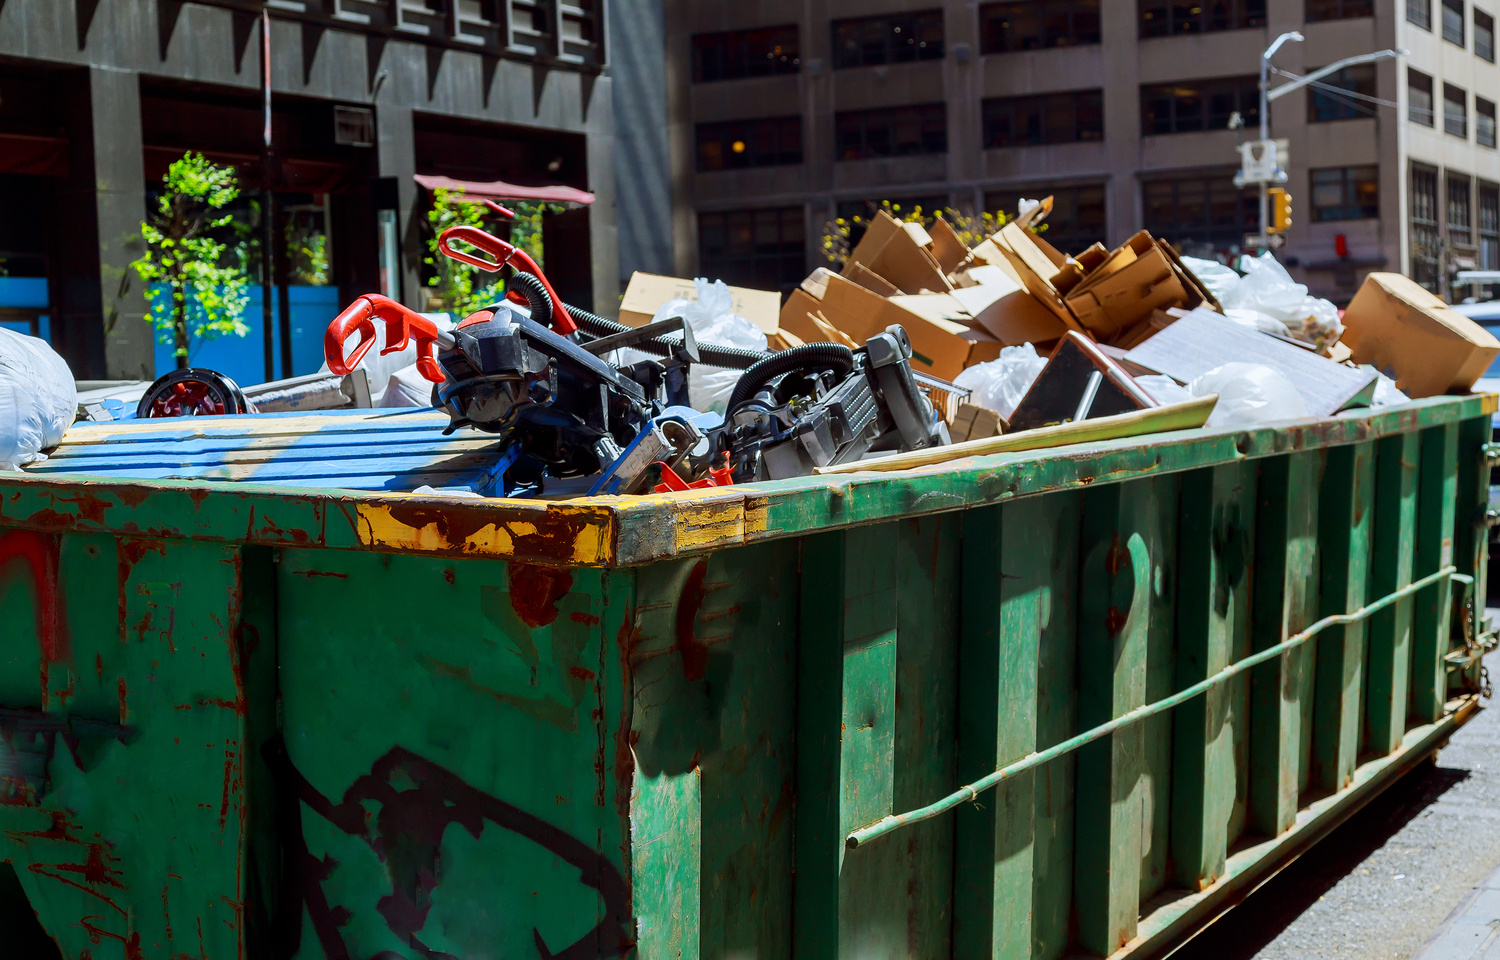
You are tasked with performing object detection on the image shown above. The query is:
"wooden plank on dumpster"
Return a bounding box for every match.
[795,525,899,960]
[1250,451,1322,836]
[1123,308,1378,416]
[1365,432,1419,756]
[1313,442,1374,793]
[1172,462,1256,889]
[1411,423,1458,724]
[814,395,1216,475]
[1074,480,1156,955]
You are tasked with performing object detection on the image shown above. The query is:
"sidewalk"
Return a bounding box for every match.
[1413,862,1500,959]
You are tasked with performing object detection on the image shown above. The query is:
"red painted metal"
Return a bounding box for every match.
[436,225,578,336]
[323,293,450,382]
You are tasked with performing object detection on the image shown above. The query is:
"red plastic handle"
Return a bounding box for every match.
[437,225,577,336]
[324,294,448,383]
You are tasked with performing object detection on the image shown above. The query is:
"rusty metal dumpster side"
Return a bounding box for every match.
[0,395,1491,960]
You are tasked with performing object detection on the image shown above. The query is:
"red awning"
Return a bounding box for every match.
[413,174,594,206]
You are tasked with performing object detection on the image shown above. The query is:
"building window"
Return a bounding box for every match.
[1443,0,1467,43]
[1311,166,1380,221]
[1141,77,1259,134]
[835,103,948,159]
[1138,0,1266,37]
[697,206,806,291]
[1445,83,1468,137]
[831,10,944,69]
[1477,9,1496,60]
[1306,0,1375,20]
[695,117,802,172]
[1479,97,1498,147]
[981,1,1100,52]
[1411,165,1440,290]
[984,184,1108,252]
[982,91,1104,147]
[1480,182,1499,274]
[1142,173,1258,259]
[1409,0,1433,27]
[691,26,800,83]
[1409,69,1435,126]
[1307,65,1377,121]
[1449,172,1474,246]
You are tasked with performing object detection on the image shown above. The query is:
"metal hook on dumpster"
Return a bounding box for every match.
[324,293,453,383]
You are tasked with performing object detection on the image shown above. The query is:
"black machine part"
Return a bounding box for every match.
[137,368,254,419]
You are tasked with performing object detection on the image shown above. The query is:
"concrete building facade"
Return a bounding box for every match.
[0,0,615,380]
[661,0,1500,305]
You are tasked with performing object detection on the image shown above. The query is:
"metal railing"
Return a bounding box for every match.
[846,565,1464,849]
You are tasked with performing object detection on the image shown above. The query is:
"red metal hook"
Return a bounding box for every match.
[324,293,451,384]
[436,225,578,336]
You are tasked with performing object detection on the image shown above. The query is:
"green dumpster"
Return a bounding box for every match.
[0,395,1491,960]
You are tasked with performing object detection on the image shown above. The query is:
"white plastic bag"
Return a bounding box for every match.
[1135,374,1194,406]
[1181,256,1241,305]
[1370,371,1410,407]
[321,311,454,405]
[952,343,1048,420]
[0,327,75,470]
[379,364,435,408]
[1228,254,1342,346]
[1189,362,1308,428]
[650,278,769,414]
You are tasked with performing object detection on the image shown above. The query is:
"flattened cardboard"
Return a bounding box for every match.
[1340,272,1500,397]
[928,216,970,274]
[949,269,1067,346]
[1125,307,1378,416]
[818,272,971,378]
[843,211,951,295]
[779,288,825,334]
[844,261,902,297]
[620,272,781,334]
[994,223,1087,334]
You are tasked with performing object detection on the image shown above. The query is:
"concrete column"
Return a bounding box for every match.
[91,66,151,380]
[608,0,675,283]
[585,78,623,315]
[1100,2,1142,246]
[376,103,422,309]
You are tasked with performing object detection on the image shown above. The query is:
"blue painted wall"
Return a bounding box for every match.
[148,284,343,387]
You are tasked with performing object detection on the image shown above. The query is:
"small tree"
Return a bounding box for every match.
[131,153,250,369]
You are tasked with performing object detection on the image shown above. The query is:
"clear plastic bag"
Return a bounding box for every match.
[952,343,1049,420]
[1370,370,1410,407]
[1181,256,1241,305]
[1189,362,1308,428]
[650,278,769,414]
[0,327,76,470]
[1228,254,1343,347]
[1134,374,1193,406]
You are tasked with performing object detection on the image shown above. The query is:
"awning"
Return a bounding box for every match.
[413,174,594,206]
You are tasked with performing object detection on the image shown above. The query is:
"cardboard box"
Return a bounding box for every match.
[817,273,972,378]
[1125,307,1378,416]
[1340,272,1500,397]
[993,223,1087,334]
[844,262,902,297]
[619,272,782,335]
[843,211,952,295]
[950,266,1068,346]
[1064,232,1188,338]
[950,403,1002,442]
[928,216,970,275]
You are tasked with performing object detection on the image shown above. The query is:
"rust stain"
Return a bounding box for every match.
[117,539,167,644]
[1105,533,1127,577]
[507,562,574,628]
[1105,606,1128,638]
[117,677,128,724]
[443,568,455,585]
[674,560,711,681]
[291,569,348,579]
[115,487,151,507]
[0,530,68,667]
[570,611,601,626]
[569,666,596,681]
[94,653,103,681]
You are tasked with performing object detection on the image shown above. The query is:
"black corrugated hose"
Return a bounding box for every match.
[723,343,857,414]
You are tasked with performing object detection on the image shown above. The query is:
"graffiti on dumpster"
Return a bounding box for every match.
[272,742,633,960]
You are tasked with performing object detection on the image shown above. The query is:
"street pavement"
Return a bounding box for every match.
[1173,647,1500,960]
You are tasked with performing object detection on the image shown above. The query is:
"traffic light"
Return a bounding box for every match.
[1269,187,1293,234]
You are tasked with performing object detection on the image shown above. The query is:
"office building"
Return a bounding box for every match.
[659,0,1500,304]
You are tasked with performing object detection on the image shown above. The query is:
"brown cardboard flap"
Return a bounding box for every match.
[995,223,1089,335]
[1341,272,1500,397]
[950,270,1068,345]
[1066,242,1187,338]
[928,216,970,274]
[844,261,902,297]
[819,273,971,377]
[619,272,781,333]
[779,288,824,333]
[843,211,952,294]
[1159,240,1223,313]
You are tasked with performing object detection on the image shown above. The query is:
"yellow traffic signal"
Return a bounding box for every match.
[1269,187,1293,234]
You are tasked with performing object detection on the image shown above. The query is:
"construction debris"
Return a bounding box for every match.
[1341,272,1500,398]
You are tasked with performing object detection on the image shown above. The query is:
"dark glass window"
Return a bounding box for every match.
[695,117,802,171]
[1411,165,1440,290]
[1308,65,1378,121]
[831,10,944,69]
[692,26,800,83]
[1306,0,1375,20]
[1310,166,1380,221]
[834,103,948,159]
[1477,9,1495,59]
[1449,172,1474,246]
[1479,182,1499,274]
[1443,0,1466,44]
[697,206,806,292]
[982,91,1104,147]
[1479,97,1497,148]
[1445,83,1468,138]
[1142,173,1258,260]
[1141,77,1259,134]
[1409,0,1433,26]
[984,184,1108,252]
[981,1,1101,52]
[1139,0,1266,37]
[1409,69,1435,126]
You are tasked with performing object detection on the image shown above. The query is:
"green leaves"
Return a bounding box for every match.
[129,152,250,366]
